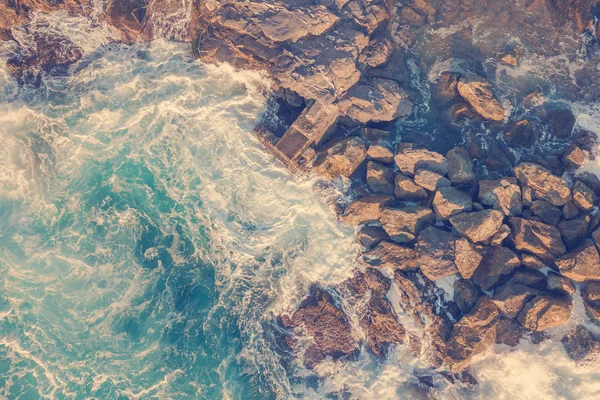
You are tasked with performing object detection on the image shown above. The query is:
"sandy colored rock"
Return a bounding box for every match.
[555,240,600,282]
[513,162,572,206]
[394,146,449,177]
[547,273,576,295]
[517,295,573,331]
[366,141,394,164]
[432,186,473,219]
[573,181,595,211]
[472,246,521,291]
[510,217,566,260]
[492,283,540,318]
[416,227,459,281]
[366,161,395,194]
[340,195,393,225]
[394,174,428,201]
[362,241,418,270]
[450,210,504,243]
[413,168,451,191]
[478,178,522,216]
[313,136,367,179]
[457,74,506,121]
[380,206,435,243]
[454,238,483,279]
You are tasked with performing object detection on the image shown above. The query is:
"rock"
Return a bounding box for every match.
[444,296,500,373]
[478,178,522,216]
[573,181,595,211]
[357,225,388,249]
[547,273,576,295]
[555,240,600,282]
[558,215,590,249]
[362,296,406,357]
[504,120,535,148]
[432,187,473,220]
[495,318,527,347]
[582,282,600,323]
[450,210,505,244]
[472,246,521,291]
[454,238,483,279]
[380,207,435,243]
[345,268,391,298]
[361,127,391,143]
[416,227,460,281]
[366,161,395,194]
[562,201,580,220]
[394,174,428,201]
[340,195,394,225]
[517,295,573,331]
[313,136,367,179]
[454,279,481,314]
[394,146,449,177]
[508,269,547,289]
[492,283,540,318]
[562,144,588,169]
[510,217,566,260]
[545,106,576,139]
[413,168,451,191]
[577,172,600,196]
[457,74,506,121]
[529,200,562,225]
[513,162,572,206]
[520,253,548,270]
[366,141,394,164]
[432,72,460,105]
[489,224,511,246]
[446,147,476,185]
[562,325,600,362]
[362,241,418,270]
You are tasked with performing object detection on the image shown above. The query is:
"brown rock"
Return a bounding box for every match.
[454,279,481,314]
[558,215,590,249]
[492,283,540,318]
[446,147,476,185]
[562,144,588,169]
[555,240,600,282]
[530,200,562,225]
[416,227,459,281]
[478,178,523,216]
[545,107,576,139]
[562,325,600,362]
[340,78,413,123]
[313,136,367,179]
[457,74,506,121]
[508,269,548,289]
[573,181,595,211]
[366,161,395,194]
[362,241,418,270]
[504,120,536,148]
[367,141,394,164]
[432,187,473,219]
[472,246,521,291]
[520,253,548,270]
[495,318,527,347]
[356,225,388,250]
[454,238,483,279]
[362,296,406,357]
[394,174,428,201]
[340,195,393,225]
[413,168,451,191]
[582,282,600,323]
[450,210,505,244]
[395,146,449,177]
[517,295,573,331]
[514,162,572,206]
[547,273,576,295]
[489,224,511,246]
[563,201,580,220]
[380,207,435,243]
[510,217,566,260]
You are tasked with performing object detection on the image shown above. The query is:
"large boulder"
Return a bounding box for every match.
[449,210,504,244]
[356,225,388,249]
[380,206,435,243]
[313,136,367,179]
[456,74,506,121]
[362,296,406,357]
[513,163,572,206]
[366,141,394,164]
[416,227,460,281]
[558,215,590,250]
[340,195,394,225]
[562,325,600,362]
[433,187,473,219]
[478,178,522,216]
[454,238,483,279]
[444,296,500,373]
[510,217,566,261]
[394,174,428,201]
[492,283,540,318]
[446,146,476,185]
[555,240,600,282]
[366,161,395,194]
[472,246,521,291]
[394,146,449,177]
[413,168,451,191]
[362,241,418,270]
[529,200,562,225]
[517,295,573,331]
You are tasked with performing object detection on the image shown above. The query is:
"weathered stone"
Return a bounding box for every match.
[362,296,406,357]
[577,172,600,196]
[416,227,459,281]
[513,162,572,206]
[366,161,395,194]
[489,224,511,246]
[547,273,576,295]
[457,74,506,121]
[562,325,600,362]
[313,136,367,179]
[555,240,600,282]
[450,210,504,244]
[345,268,391,298]
[366,141,394,164]
[495,318,527,347]
[444,296,500,373]
[558,215,590,249]
[510,217,566,260]
[492,283,540,318]
[478,178,522,216]
[454,279,481,314]
[472,246,521,291]
[361,128,391,143]
[545,106,576,139]
[508,269,548,290]
[530,200,562,225]
[582,282,600,324]
[562,144,588,169]
[520,253,548,270]
[563,201,580,220]
[454,238,483,279]
[395,146,449,177]
[413,168,451,191]
[432,72,460,105]
[573,181,595,211]
[340,195,393,225]
[356,225,388,250]
[362,241,418,270]
[432,187,473,220]
[517,295,573,331]
[504,119,535,147]
[446,147,475,185]
[380,207,435,243]
[394,174,428,201]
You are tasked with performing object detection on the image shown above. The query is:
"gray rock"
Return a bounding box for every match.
[313,136,367,179]
[510,217,566,260]
[513,162,572,206]
[362,241,418,270]
[457,74,506,121]
[478,178,522,216]
[517,295,573,331]
[432,187,473,220]
[394,146,449,177]
[555,240,600,282]
[416,227,459,281]
[454,238,483,279]
[380,206,435,243]
[340,195,394,225]
[450,210,504,244]
[366,161,395,194]
[413,168,451,191]
[472,246,521,291]
[394,174,428,201]
[446,147,475,185]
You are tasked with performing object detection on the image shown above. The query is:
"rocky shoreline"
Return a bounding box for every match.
[3,0,600,393]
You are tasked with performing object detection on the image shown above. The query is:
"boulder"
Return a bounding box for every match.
[446,147,476,185]
[413,168,451,191]
[345,268,391,298]
[457,74,506,121]
[492,283,540,318]
[472,246,521,291]
[366,161,395,194]
[577,172,600,196]
[432,187,473,220]
[504,119,536,147]
[545,107,576,139]
[562,201,580,220]
[562,325,600,362]
[520,253,548,270]
[454,238,483,279]
[394,146,449,177]
[366,141,394,164]
[509,217,566,260]
[416,227,460,281]
[582,282,600,323]
[380,207,435,243]
[362,241,418,270]
[489,224,510,246]
[394,174,428,201]
[454,279,481,314]
[558,215,590,249]
[547,273,576,295]
[356,225,388,249]
[313,136,367,179]
[529,200,562,225]
[562,144,588,169]
[495,318,527,347]
[517,295,573,331]
[450,210,504,243]
[508,269,548,290]
[362,296,406,357]
[340,195,393,225]
[444,296,500,373]
[478,178,522,216]
[555,240,600,282]
[573,181,595,211]
[513,163,572,206]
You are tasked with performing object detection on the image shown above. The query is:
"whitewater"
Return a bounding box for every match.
[1,15,600,400]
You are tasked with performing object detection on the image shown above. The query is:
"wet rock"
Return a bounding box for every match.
[432,187,473,220]
[394,174,428,201]
[457,74,506,121]
[547,273,576,295]
[513,162,572,206]
[492,283,540,318]
[345,268,391,297]
[366,161,395,194]
[380,206,435,244]
[366,141,394,164]
[478,178,522,216]
[504,120,535,148]
[450,210,504,244]
[495,318,527,347]
[573,181,595,211]
[444,296,500,373]
[544,106,576,139]
[555,240,600,282]
[432,72,460,105]
[340,195,394,225]
[362,241,418,270]
[313,136,367,179]
[489,224,511,246]
[510,217,566,261]
[361,127,391,143]
[562,144,588,169]
[472,246,521,291]
[416,227,459,281]
[454,238,483,279]
[562,325,600,362]
[356,225,388,250]
[446,147,476,185]
[454,279,481,314]
[582,282,600,323]
[413,168,451,192]
[562,201,580,220]
[529,200,562,225]
[576,172,600,196]
[395,146,449,177]
[558,215,590,249]
[517,295,573,331]
[362,296,406,357]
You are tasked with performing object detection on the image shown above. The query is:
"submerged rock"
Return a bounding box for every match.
[313,136,367,179]
[456,74,505,121]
